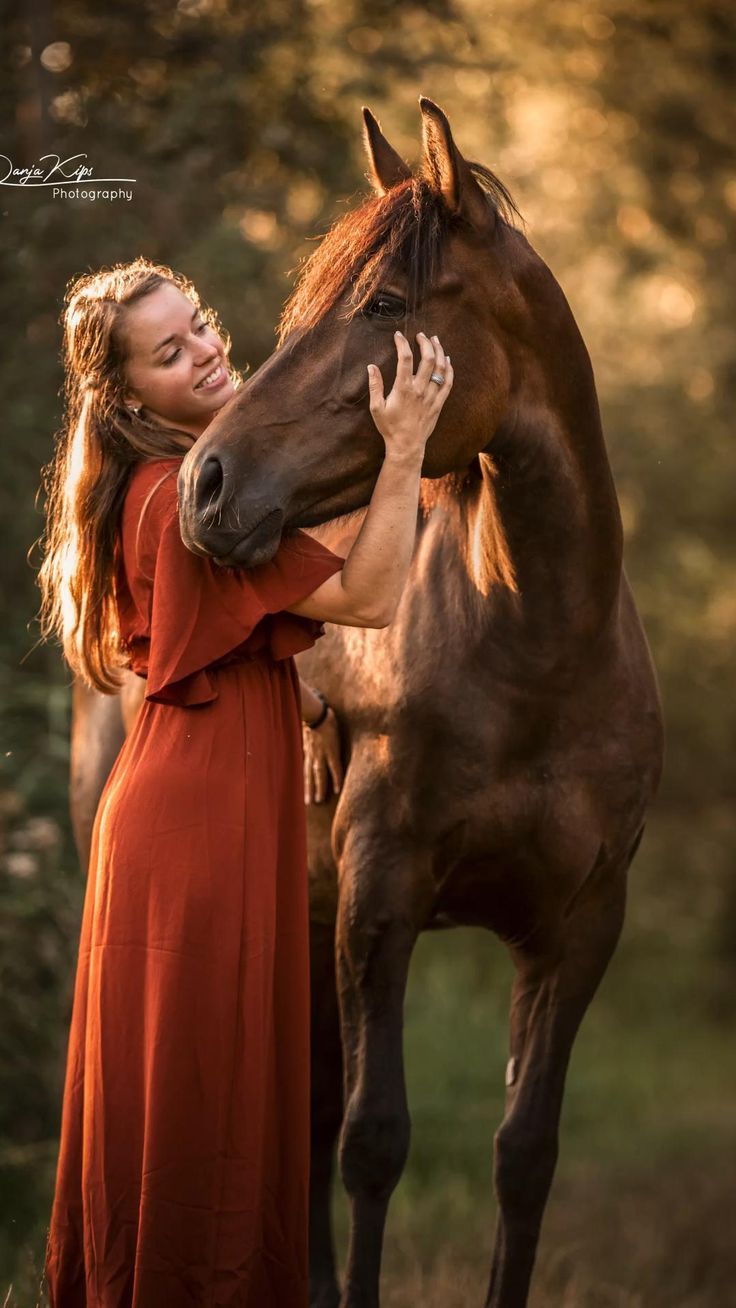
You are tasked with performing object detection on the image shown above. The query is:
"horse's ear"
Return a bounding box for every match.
[362,106,412,196]
[419,96,493,230]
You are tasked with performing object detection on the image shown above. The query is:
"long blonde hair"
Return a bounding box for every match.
[34,256,243,694]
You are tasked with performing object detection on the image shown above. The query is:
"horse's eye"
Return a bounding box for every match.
[363,292,405,321]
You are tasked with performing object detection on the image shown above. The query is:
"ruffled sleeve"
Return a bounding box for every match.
[123,463,345,708]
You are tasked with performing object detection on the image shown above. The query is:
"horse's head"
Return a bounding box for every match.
[179,97,573,566]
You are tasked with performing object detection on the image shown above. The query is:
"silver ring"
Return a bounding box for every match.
[430,372,445,386]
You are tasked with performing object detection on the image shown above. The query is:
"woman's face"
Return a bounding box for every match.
[122,282,236,437]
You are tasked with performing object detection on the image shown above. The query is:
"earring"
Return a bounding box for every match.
[128,405,141,415]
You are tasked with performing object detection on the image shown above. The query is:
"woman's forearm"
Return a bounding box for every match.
[337,451,424,626]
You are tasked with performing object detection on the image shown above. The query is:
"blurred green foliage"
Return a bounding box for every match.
[0,0,734,1302]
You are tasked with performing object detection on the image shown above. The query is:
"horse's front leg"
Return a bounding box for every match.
[486,851,629,1308]
[334,821,434,1308]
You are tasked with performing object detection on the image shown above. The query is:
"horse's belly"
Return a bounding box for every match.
[422,767,607,937]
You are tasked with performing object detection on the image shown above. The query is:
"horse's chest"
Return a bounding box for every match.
[348,687,527,846]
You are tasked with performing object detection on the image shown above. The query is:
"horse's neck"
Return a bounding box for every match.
[313,395,623,650]
[456,400,624,647]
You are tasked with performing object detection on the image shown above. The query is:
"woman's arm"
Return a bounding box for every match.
[299,519,364,561]
[286,330,452,628]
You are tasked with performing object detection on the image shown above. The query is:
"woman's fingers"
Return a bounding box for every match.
[394,331,414,386]
[414,331,438,388]
[423,335,446,382]
[414,332,449,395]
[303,749,311,804]
[424,351,452,417]
[328,755,342,794]
[367,363,385,418]
[433,353,453,406]
[305,753,326,804]
[311,750,341,804]
[431,334,447,379]
[314,757,326,803]
[381,329,449,394]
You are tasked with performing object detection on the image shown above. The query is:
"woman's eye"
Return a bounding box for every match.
[162,322,207,365]
[363,292,406,321]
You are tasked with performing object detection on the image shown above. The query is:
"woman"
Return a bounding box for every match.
[36,256,452,1307]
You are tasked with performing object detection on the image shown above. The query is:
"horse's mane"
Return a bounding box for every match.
[277,164,522,344]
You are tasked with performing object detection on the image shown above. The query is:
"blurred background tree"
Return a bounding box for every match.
[1,1,733,1303]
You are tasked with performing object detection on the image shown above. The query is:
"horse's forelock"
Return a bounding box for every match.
[277,170,520,345]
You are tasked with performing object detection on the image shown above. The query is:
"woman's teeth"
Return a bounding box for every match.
[195,362,224,390]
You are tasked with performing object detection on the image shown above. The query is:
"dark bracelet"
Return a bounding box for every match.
[305,690,329,731]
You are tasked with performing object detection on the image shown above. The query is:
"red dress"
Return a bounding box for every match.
[44,456,346,1307]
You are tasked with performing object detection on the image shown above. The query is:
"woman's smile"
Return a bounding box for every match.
[194,359,227,392]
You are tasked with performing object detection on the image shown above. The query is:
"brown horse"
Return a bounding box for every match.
[72,98,664,1307]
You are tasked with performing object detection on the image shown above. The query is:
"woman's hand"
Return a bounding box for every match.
[367,331,453,462]
[302,707,344,805]
[284,330,453,631]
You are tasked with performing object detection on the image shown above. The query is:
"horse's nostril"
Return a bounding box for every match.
[195,455,224,519]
